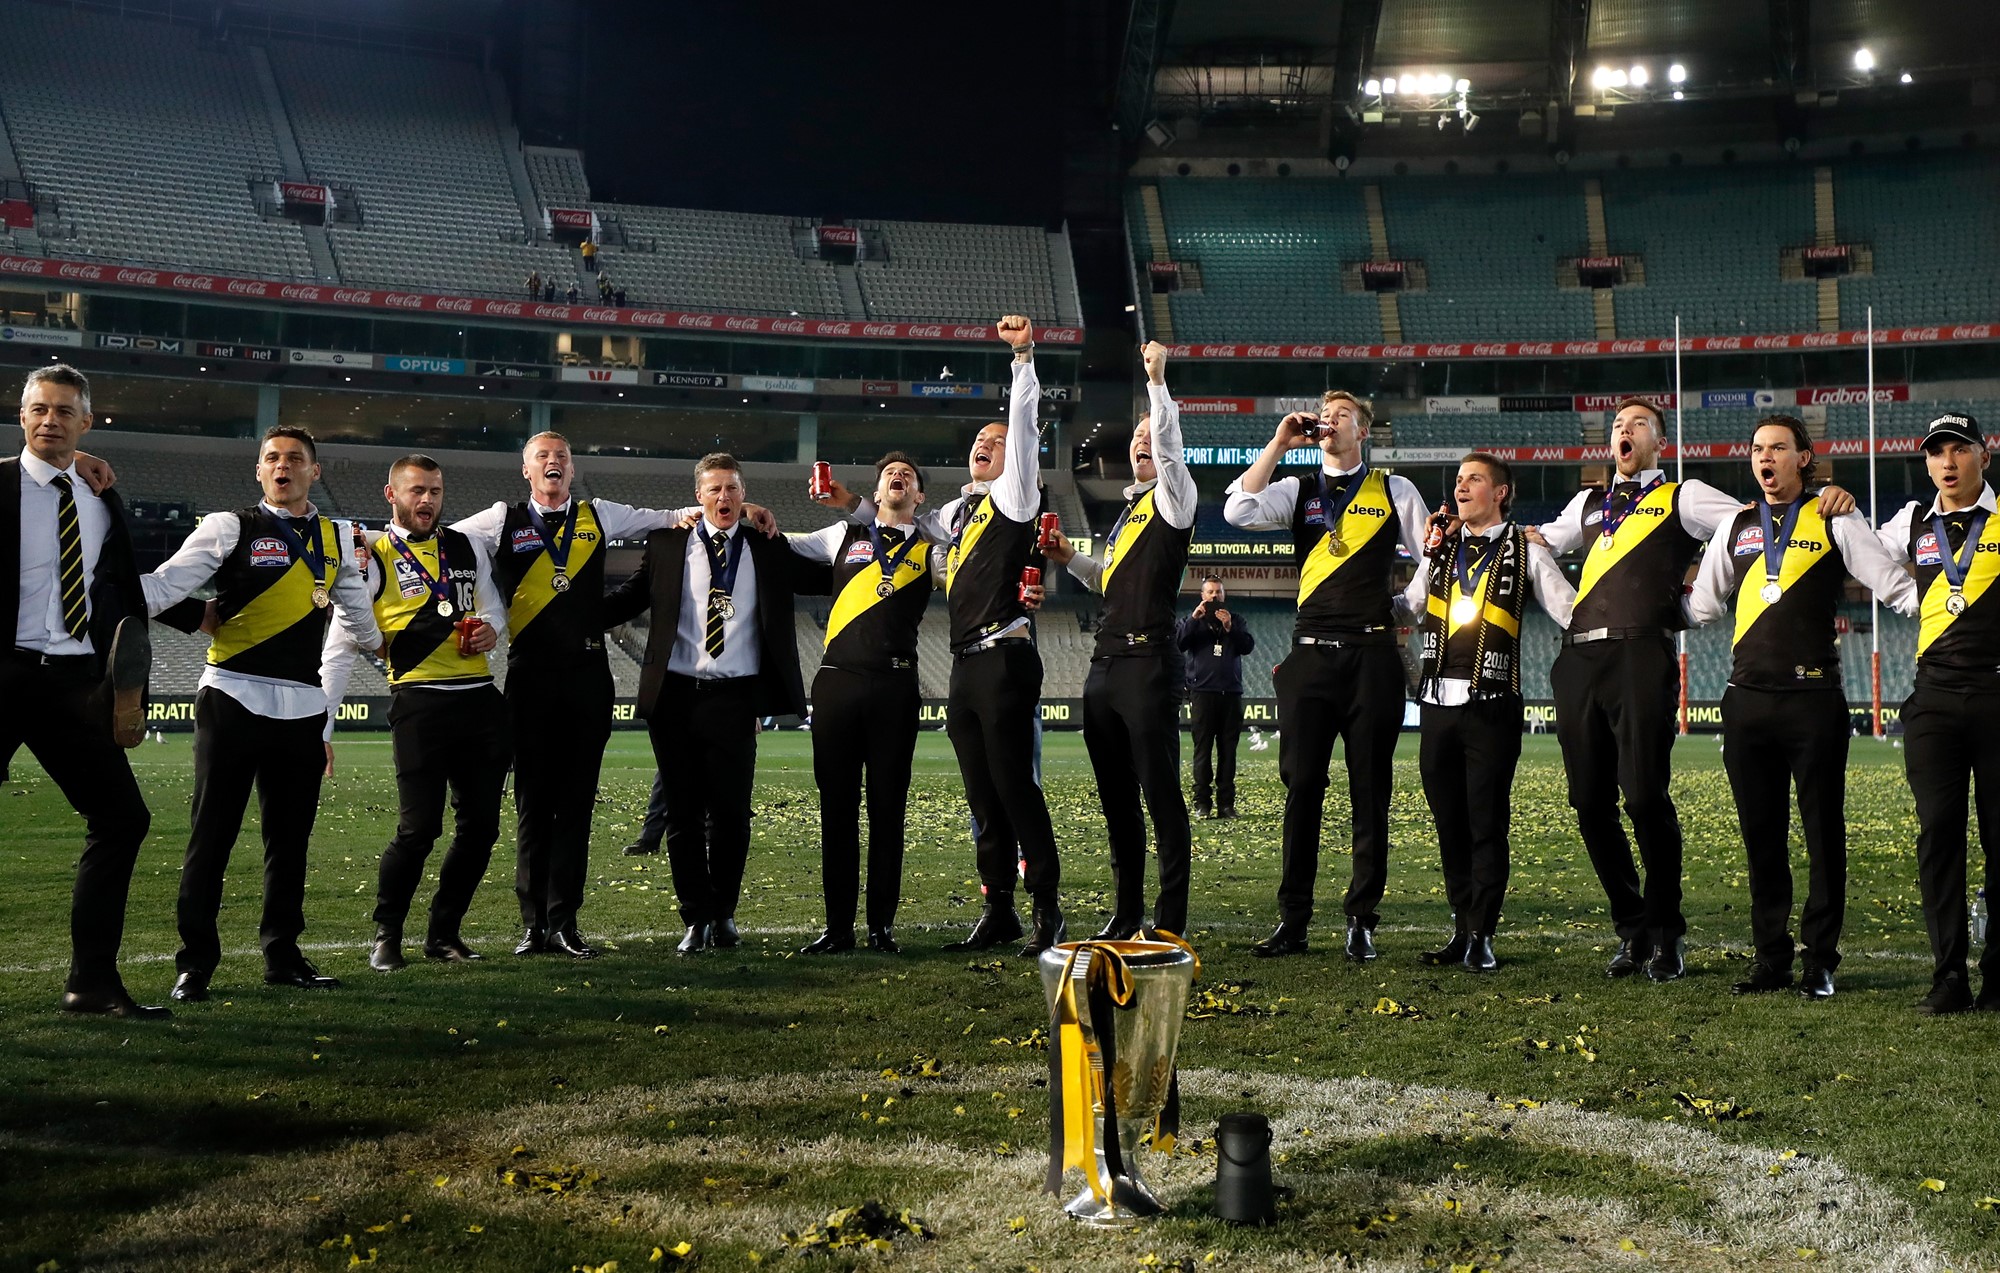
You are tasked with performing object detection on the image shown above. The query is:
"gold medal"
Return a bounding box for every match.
[1947,590,1968,616]
[311,586,331,609]
[1760,581,1783,604]
[436,599,455,618]
[876,578,896,599]
[1328,538,1348,557]
[1449,595,1479,628]
[550,571,570,593]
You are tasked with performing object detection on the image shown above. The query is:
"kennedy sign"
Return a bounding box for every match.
[652,371,727,388]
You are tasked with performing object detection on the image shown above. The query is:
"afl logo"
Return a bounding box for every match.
[248,537,290,569]
[1733,526,1765,556]
[1914,532,1942,567]
[844,542,876,564]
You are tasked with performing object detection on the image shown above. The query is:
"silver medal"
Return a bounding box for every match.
[436,599,455,618]
[876,578,896,599]
[1760,581,1783,604]
[714,595,736,621]
[1947,590,1968,615]
[311,586,331,609]
[550,571,571,593]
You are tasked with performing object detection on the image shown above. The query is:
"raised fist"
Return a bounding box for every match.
[1141,340,1168,384]
[996,315,1034,350]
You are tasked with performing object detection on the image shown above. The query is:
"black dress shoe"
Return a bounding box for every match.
[1020,900,1067,958]
[1917,974,1973,1015]
[61,986,172,1020]
[1605,939,1651,978]
[170,970,210,1002]
[1731,960,1792,994]
[514,928,547,956]
[369,927,406,973]
[424,936,483,962]
[867,926,900,953]
[265,958,341,990]
[1344,919,1378,962]
[1193,805,1212,820]
[1644,937,1687,983]
[106,616,151,749]
[1252,924,1308,958]
[1463,932,1498,973]
[800,930,856,955]
[710,917,742,949]
[676,923,710,955]
[1092,915,1141,942]
[943,904,1024,952]
[622,840,659,857]
[548,928,598,959]
[1218,807,1238,820]
[1974,986,2000,1012]
[1419,933,1468,966]
[1798,964,1835,999]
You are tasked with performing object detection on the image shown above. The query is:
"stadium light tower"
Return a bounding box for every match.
[1667,62,1687,84]
[1853,47,1875,72]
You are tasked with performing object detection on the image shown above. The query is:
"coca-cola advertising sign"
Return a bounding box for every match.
[1802,245,1851,262]
[816,225,860,246]
[549,208,593,230]
[279,181,329,206]
[1359,261,1407,276]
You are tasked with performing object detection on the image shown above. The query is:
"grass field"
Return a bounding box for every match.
[3,729,1997,1272]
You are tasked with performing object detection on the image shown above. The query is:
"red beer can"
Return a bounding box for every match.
[808,460,834,500]
[1018,565,1041,604]
[456,615,486,657]
[1037,511,1061,550]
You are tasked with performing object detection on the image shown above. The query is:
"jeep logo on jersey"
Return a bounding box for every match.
[1347,504,1388,517]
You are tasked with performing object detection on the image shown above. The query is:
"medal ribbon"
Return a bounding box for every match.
[526,502,578,572]
[1933,509,1992,595]
[1314,464,1367,543]
[1599,475,1664,543]
[272,513,331,593]
[871,522,920,592]
[705,525,748,597]
[387,528,450,610]
[1759,498,1802,592]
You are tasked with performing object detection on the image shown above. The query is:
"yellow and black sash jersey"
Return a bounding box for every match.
[1093,487,1195,659]
[1571,481,1701,633]
[1418,526,1529,697]
[370,526,490,689]
[207,505,339,686]
[1909,506,2000,688]
[1716,501,1847,690]
[491,500,607,668]
[821,522,933,673]
[1288,468,1400,642]
[943,488,1043,651]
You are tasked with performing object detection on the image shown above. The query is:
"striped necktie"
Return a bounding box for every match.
[704,531,728,658]
[52,473,87,641]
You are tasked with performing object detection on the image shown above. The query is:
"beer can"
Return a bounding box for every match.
[808,460,833,500]
[456,615,485,657]
[1037,511,1061,550]
[1019,565,1041,604]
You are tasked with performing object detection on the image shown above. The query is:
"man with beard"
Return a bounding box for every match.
[322,455,510,972]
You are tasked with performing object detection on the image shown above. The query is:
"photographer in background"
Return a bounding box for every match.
[1177,575,1254,819]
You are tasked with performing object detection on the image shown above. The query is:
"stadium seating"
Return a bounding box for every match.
[1834,152,2000,328]
[853,219,1059,323]
[1390,410,1582,448]
[1385,177,1595,341]
[0,5,314,280]
[584,202,843,316]
[523,147,591,210]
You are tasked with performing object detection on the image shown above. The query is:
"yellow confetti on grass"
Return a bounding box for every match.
[1373,997,1423,1019]
[1921,1178,1946,1192]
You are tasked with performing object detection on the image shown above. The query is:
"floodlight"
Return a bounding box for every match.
[1364,78,1381,95]
[1853,47,1875,72]
[1629,64,1649,87]
[1673,90,1685,100]
[1900,71,1914,84]
[1455,78,1470,94]
[1381,76,1398,93]
[1667,62,1687,84]
[1591,66,1613,90]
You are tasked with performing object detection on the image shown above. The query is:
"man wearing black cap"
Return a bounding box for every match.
[1685,416,1915,1000]
[1178,577,1254,819]
[1877,412,2000,1014]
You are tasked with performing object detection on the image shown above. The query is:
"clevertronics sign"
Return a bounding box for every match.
[382,355,467,374]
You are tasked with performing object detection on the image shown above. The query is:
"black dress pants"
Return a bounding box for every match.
[811,665,919,932]
[946,640,1061,903]
[1272,642,1406,928]
[1082,650,1191,933]
[2,652,151,992]
[1721,684,1850,970]
[1902,680,2000,989]
[507,659,613,937]
[1189,690,1244,813]
[1418,695,1523,936]
[1551,637,1685,944]
[375,684,512,938]
[650,673,758,926]
[177,686,326,975]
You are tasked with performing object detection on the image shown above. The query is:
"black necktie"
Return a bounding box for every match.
[52,474,87,640]
[705,532,729,657]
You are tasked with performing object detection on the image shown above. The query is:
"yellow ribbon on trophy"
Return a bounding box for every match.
[1043,929,1200,1200]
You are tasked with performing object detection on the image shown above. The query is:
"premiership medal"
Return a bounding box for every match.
[1329,538,1348,557]
[1948,590,1968,615]
[876,578,896,599]
[1757,499,1801,612]
[1760,581,1783,604]
[1449,595,1479,628]
[436,598,455,618]
[311,586,331,609]
[1314,466,1366,561]
[1932,509,1990,623]
[714,595,736,621]
[550,571,571,593]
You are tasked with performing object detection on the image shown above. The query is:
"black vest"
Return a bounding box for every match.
[1717,502,1847,691]
[1909,503,2000,690]
[1418,526,1529,698]
[491,501,608,669]
[1569,481,1701,633]
[1288,468,1401,643]
[207,505,337,686]
[943,489,1042,651]
[375,526,489,689]
[1094,486,1194,659]
[823,522,934,673]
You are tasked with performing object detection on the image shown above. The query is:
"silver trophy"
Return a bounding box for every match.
[1039,937,1198,1226]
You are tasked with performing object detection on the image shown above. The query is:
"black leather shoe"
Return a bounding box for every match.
[1917,974,1973,1015]
[676,923,709,955]
[800,929,855,955]
[710,917,742,949]
[265,958,340,990]
[1252,924,1308,958]
[1218,807,1238,820]
[548,928,597,959]
[622,840,659,857]
[170,970,210,1002]
[1974,986,2000,1012]
[1092,915,1142,941]
[1344,919,1378,962]
[943,904,1023,951]
[369,927,405,973]
[867,926,900,953]
[424,936,483,962]
[1731,960,1791,994]
[1193,805,1212,820]
[1798,964,1835,1000]
[1020,900,1067,958]
[514,928,546,956]
[61,986,171,1020]
[1644,937,1687,983]
[1419,933,1468,966]
[1463,932,1498,972]
[1605,939,1650,978]
[106,616,151,749]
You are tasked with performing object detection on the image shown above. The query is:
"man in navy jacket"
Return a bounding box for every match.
[1176,576,1255,818]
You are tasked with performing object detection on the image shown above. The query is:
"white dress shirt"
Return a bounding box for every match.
[1685,502,1918,628]
[319,521,511,741]
[1223,458,1432,622]
[789,517,925,565]
[1420,522,1576,706]
[1536,468,1746,556]
[451,495,685,576]
[1065,381,1199,592]
[142,501,382,720]
[668,518,760,678]
[15,448,108,655]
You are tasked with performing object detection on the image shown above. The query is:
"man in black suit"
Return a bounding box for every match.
[605,453,828,954]
[3,364,164,1018]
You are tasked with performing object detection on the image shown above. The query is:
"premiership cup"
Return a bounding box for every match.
[1038,938,1198,1226]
